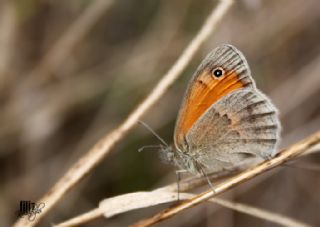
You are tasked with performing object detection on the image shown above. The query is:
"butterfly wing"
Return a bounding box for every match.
[185,88,281,173]
[173,44,281,174]
[174,44,255,151]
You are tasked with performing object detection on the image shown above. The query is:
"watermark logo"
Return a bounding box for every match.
[17,200,45,221]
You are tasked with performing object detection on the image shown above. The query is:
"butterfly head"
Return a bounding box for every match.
[159,145,201,175]
[158,144,176,164]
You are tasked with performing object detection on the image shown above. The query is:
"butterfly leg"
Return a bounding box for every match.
[175,169,188,202]
[198,165,216,194]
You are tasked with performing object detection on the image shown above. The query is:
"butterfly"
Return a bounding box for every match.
[161,44,281,176]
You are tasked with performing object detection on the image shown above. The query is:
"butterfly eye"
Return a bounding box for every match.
[212,67,225,78]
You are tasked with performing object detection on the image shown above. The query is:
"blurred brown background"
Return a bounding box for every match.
[1,0,320,226]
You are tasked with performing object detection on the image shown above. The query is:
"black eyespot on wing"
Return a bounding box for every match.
[212,67,225,78]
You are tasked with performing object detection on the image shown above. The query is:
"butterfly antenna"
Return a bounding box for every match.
[138,145,162,152]
[138,120,169,147]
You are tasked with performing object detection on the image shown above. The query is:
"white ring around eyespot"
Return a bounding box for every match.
[211,67,225,79]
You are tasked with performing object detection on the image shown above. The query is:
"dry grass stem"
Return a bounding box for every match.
[12,1,234,226]
[132,130,320,227]
[54,170,236,226]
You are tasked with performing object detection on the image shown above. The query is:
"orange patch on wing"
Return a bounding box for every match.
[175,70,245,142]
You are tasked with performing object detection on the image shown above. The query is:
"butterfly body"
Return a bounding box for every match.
[163,44,281,175]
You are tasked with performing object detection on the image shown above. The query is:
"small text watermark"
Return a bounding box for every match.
[16,200,45,221]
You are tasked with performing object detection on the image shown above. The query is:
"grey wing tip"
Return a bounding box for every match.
[216,44,245,59]
[214,44,255,88]
[218,43,236,48]
[216,43,239,52]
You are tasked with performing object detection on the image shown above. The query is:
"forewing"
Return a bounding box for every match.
[185,88,281,172]
[174,44,255,150]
